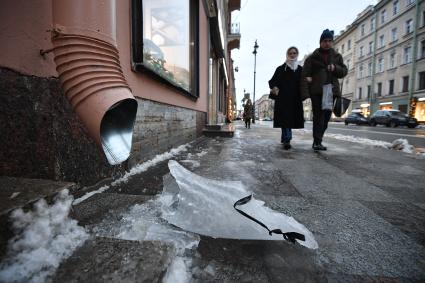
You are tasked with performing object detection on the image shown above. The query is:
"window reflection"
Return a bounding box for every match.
[143,0,191,91]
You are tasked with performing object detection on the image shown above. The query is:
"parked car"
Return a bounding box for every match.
[263,117,273,121]
[369,110,418,128]
[344,113,369,125]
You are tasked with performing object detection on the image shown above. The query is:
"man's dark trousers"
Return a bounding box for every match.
[311,94,332,144]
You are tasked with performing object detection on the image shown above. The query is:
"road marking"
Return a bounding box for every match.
[327,127,425,139]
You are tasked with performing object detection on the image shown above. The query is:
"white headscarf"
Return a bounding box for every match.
[285,47,299,71]
[285,57,299,71]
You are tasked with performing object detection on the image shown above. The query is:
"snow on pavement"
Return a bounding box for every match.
[0,190,89,283]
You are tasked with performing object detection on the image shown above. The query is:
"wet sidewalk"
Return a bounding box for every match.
[2,121,425,282]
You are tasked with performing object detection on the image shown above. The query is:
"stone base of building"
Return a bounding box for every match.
[0,67,206,185]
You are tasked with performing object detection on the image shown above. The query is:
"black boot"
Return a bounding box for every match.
[312,142,327,151]
[283,141,291,150]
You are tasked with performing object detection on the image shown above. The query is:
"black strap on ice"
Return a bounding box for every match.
[233,194,306,244]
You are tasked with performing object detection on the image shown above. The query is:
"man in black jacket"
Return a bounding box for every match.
[301,29,348,150]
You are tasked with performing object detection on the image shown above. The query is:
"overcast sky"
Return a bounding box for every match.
[231,0,378,109]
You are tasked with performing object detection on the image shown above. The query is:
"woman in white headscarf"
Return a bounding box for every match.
[268,46,304,150]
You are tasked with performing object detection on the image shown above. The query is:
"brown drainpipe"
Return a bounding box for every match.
[51,0,137,165]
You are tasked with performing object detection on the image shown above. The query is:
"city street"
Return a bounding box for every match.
[12,121,421,282]
[256,121,425,148]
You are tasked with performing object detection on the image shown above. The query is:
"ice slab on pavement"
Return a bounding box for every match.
[160,161,318,249]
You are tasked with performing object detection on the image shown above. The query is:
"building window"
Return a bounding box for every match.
[367,85,371,98]
[348,39,352,50]
[131,0,199,97]
[402,75,409,92]
[389,79,395,94]
[404,46,412,63]
[346,59,351,70]
[421,39,425,58]
[341,44,345,54]
[422,10,425,27]
[381,10,387,24]
[359,46,364,57]
[377,82,382,96]
[378,58,384,72]
[359,64,364,78]
[361,24,365,36]
[406,19,413,34]
[368,42,373,54]
[368,61,372,76]
[391,28,397,42]
[358,87,363,99]
[393,1,399,15]
[379,35,385,48]
[371,17,376,31]
[419,71,425,90]
[390,52,396,68]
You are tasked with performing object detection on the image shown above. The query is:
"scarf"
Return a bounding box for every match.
[285,57,299,71]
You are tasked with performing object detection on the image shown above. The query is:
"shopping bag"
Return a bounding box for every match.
[333,96,351,117]
[322,84,333,110]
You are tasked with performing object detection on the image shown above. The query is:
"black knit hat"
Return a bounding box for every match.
[320,29,334,42]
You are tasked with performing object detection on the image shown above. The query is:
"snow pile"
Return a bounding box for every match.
[324,133,392,148]
[160,160,318,249]
[73,185,109,205]
[389,138,414,153]
[112,144,191,186]
[73,143,191,205]
[0,190,89,283]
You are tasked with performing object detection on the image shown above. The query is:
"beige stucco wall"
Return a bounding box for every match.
[0,0,57,77]
[0,0,208,113]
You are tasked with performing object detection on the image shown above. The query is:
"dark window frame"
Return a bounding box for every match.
[131,0,200,100]
[419,71,425,90]
[389,79,395,94]
[402,75,409,92]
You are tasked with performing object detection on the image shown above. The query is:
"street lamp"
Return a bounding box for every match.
[252,39,259,123]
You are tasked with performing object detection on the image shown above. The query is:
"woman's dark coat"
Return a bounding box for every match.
[268,64,304,129]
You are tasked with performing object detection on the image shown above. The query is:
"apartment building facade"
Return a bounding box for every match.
[334,0,425,122]
[255,94,274,120]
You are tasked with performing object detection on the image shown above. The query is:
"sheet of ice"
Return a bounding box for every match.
[0,190,89,283]
[160,161,318,249]
[91,194,200,283]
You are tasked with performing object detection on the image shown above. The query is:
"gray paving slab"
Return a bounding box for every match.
[266,196,425,279]
[53,237,174,283]
[71,193,153,226]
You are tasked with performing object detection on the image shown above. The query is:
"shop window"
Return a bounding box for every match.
[415,100,425,121]
[419,71,425,90]
[131,0,199,97]
[402,75,409,92]
[399,104,407,113]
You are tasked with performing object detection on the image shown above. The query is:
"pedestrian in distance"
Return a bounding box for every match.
[268,46,305,150]
[301,29,348,151]
[244,99,253,129]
